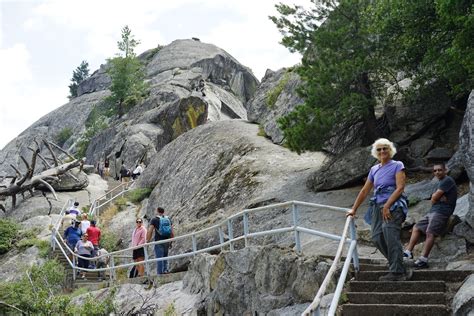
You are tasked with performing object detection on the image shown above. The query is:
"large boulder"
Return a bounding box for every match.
[247,68,303,144]
[182,245,332,315]
[307,146,377,192]
[147,39,258,103]
[452,274,474,316]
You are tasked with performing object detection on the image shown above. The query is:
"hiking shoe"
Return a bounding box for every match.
[414,259,428,269]
[403,250,413,260]
[378,272,409,281]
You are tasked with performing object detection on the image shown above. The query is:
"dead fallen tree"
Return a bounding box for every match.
[0,139,85,211]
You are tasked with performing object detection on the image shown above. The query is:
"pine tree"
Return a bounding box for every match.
[68,60,90,99]
[107,25,148,117]
[270,0,472,153]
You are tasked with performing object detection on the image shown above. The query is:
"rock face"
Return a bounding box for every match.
[247,68,303,144]
[182,246,332,315]
[137,120,327,233]
[459,90,474,228]
[83,39,258,178]
[384,81,451,144]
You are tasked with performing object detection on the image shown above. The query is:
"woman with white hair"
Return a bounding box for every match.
[347,138,410,281]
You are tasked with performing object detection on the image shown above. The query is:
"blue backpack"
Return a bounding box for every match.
[157,216,172,238]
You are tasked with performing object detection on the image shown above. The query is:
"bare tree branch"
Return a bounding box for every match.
[38,179,58,200]
[43,140,59,166]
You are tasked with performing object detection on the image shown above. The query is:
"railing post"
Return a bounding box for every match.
[72,256,76,281]
[51,229,56,251]
[192,234,197,255]
[110,256,116,282]
[243,212,249,247]
[227,219,234,251]
[292,203,301,253]
[218,227,224,251]
[349,217,359,272]
[144,246,151,277]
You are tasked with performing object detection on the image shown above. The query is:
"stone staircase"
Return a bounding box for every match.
[52,247,186,291]
[340,257,472,316]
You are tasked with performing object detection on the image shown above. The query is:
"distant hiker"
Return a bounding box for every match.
[403,163,457,268]
[132,164,143,180]
[80,213,90,235]
[104,158,110,178]
[97,160,105,178]
[61,210,77,231]
[347,138,411,281]
[64,220,82,251]
[69,202,80,216]
[75,233,94,279]
[86,220,101,257]
[147,207,173,275]
[131,218,147,277]
[120,164,130,183]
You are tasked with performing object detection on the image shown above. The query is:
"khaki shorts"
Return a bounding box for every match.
[415,212,450,236]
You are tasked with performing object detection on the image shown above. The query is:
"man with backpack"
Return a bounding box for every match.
[146,207,173,275]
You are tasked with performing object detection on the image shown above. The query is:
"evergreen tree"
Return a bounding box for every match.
[271,0,473,153]
[107,25,149,117]
[68,60,90,99]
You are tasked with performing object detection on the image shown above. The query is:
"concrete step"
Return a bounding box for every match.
[348,281,445,293]
[346,292,445,305]
[357,270,472,282]
[321,255,386,265]
[358,263,387,271]
[341,304,449,316]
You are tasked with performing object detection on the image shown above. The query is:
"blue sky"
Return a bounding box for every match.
[0,0,309,149]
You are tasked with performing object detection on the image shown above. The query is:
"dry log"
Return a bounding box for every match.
[0,139,85,211]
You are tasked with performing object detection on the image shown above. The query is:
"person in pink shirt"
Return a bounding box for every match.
[131,218,147,277]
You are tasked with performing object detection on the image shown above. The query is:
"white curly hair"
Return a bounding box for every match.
[371,138,397,159]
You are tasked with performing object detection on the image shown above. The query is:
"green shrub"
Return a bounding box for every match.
[257,125,268,137]
[100,231,120,252]
[126,188,153,203]
[0,259,116,315]
[56,127,73,147]
[115,196,128,211]
[266,73,290,108]
[0,219,20,254]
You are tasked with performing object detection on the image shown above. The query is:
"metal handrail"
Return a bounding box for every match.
[302,215,357,316]
[52,185,359,313]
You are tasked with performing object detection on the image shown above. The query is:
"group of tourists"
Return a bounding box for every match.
[63,202,105,279]
[348,138,457,281]
[119,162,145,183]
[62,201,174,281]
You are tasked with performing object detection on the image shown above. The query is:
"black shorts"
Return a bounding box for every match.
[133,247,145,260]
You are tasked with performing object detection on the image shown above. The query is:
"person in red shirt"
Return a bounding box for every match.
[86,220,101,257]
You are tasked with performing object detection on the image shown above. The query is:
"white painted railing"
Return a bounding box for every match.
[51,185,359,315]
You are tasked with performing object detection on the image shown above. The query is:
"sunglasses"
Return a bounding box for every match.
[376,147,389,152]
[136,221,142,224]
